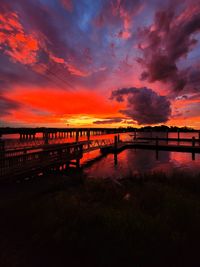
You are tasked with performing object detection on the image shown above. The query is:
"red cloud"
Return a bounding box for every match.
[0,12,40,65]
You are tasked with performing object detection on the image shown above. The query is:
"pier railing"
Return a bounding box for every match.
[1,134,200,181]
[0,142,84,179]
[0,138,116,180]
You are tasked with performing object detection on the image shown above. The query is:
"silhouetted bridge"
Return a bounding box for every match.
[0,127,129,141]
[0,127,131,150]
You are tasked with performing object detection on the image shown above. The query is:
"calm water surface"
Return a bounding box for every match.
[83,149,200,179]
[2,132,200,178]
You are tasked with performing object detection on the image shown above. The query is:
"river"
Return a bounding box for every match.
[2,132,200,178]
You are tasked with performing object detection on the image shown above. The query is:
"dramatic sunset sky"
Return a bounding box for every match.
[0,0,200,128]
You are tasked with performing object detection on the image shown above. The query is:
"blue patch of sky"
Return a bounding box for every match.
[134,3,154,28]
[76,0,102,32]
[177,33,200,68]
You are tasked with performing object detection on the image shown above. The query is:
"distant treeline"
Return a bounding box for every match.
[0,125,198,134]
[126,125,197,132]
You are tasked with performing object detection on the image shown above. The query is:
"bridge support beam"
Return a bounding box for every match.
[87,130,90,149]
[44,132,49,145]
[76,130,79,143]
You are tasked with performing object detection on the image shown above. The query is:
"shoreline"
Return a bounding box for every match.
[1,171,200,267]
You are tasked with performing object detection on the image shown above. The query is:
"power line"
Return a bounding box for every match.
[31,64,75,90]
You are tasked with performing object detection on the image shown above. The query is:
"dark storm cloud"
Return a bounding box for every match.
[93,117,123,124]
[110,87,171,124]
[0,96,21,116]
[137,1,200,91]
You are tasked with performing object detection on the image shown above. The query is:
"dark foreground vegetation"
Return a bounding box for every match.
[1,171,200,267]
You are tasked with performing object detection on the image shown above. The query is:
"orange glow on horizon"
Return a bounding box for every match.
[2,87,128,127]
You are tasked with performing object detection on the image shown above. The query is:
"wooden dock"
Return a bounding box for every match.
[100,142,200,154]
[1,135,200,181]
[0,139,114,181]
[137,137,200,143]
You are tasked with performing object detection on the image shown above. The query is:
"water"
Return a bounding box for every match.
[81,131,200,178]
[83,149,200,179]
[2,132,200,178]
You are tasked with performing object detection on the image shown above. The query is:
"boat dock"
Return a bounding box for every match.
[1,130,200,181]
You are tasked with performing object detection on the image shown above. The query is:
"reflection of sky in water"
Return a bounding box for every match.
[84,149,200,179]
[2,132,200,178]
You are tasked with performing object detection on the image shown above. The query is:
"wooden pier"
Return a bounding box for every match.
[101,141,200,154]
[1,130,200,181]
[0,138,114,181]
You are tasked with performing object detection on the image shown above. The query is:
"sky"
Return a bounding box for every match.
[0,0,200,128]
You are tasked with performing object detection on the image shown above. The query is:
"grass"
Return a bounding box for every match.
[0,171,200,267]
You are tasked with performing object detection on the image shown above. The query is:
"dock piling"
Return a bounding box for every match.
[134,129,136,140]
[177,129,180,142]
[166,130,169,144]
[199,132,200,145]
[156,136,159,148]
[192,136,195,147]
[117,134,120,142]
[114,135,118,150]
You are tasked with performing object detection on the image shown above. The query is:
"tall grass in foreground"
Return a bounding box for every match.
[0,171,200,267]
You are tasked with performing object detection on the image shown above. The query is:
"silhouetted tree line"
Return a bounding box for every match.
[0,125,198,135]
[126,125,196,132]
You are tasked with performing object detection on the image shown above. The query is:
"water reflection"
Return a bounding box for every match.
[2,132,200,179]
[84,149,200,179]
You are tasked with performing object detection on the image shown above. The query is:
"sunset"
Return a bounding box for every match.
[0,0,200,128]
[1,1,200,267]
